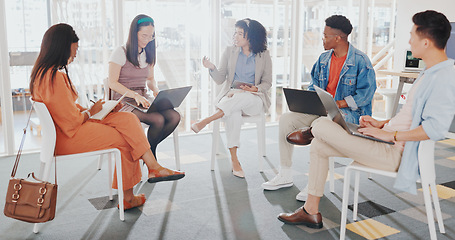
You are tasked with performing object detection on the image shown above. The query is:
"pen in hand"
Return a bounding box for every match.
[90,99,96,104]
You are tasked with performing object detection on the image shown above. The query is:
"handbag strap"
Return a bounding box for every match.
[10,102,57,185]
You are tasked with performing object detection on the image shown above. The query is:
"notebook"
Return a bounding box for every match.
[91,93,127,120]
[283,88,327,116]
[231,80,253,89]
[314,86,394,145]
[125,86,192,113]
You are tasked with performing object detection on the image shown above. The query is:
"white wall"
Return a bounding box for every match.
[394,0,455,71]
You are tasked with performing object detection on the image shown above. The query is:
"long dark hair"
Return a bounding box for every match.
[126,14,156,67]
[30,23,79,94]
[235,18,267,54]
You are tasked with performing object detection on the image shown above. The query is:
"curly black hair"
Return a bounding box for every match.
[325,15,353,36]
[235,18,267,54]
[413,10,451,50]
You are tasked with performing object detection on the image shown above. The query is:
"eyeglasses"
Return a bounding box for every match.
[322,34,346,40]
[233,32,245,38]
[322,34,338,39]
[139,33,155,41]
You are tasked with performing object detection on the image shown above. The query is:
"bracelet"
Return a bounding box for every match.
[393,131,398,141]
[83,110,91,118]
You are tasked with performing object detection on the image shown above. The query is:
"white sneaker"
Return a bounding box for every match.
[261,173,293,190]
[296,185,308,202]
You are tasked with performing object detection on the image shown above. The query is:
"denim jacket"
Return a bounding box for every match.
[308,44,376,124]
[394,59,455,194]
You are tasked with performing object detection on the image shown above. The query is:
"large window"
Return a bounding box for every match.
[0,0,397,155]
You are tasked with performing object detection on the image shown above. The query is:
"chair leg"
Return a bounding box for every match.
[107,153,113,201]
[340,167,352,240]
[113,150,125,221]
[97,154,103,170]
[173,131,181,170]
[257,118,265,172]
[353,171,360,221]
[430,182,445,233]
[211,119,221,171]
[37,162,46,179]
[33,223,40,234]
[141,160,148,182]
[422,182,437,240]
[329,159,335,193]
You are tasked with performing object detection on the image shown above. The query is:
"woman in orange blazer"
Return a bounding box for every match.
[30,23,184,210]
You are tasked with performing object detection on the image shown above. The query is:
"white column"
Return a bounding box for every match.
[387,0,397,88]
[200,0,210,119]
[347,0,353,22]
[0,0,15,154]
[184,0,191,131]
[114,0,124,47]
[289,0,304,89]
[210,0,221,117]
[367,0,375,58]
[281,0,290,115]
[270,0,278,122]
[358,0,368,52]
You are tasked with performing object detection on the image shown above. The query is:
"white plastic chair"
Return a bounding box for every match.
[211,111,266,172]
[340,140,445,240]
[102,78,181,182]
[31,100,125,234]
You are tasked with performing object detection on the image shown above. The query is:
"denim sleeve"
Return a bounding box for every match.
[350,57,376,108]
[308,59,320,91]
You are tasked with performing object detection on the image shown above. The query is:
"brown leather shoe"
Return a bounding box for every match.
[277,207,323,229]
[286,127,313,145]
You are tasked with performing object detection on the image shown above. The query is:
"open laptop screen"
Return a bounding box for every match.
[404,50,425,72]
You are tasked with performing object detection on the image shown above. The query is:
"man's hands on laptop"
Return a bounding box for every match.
[359,115,387,128]
[358,115,394,142]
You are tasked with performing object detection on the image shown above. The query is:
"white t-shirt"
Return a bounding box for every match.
[109,45,149,69]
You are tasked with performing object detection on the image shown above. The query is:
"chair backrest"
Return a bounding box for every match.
[30,100,57,165]
[418,140,436,183]
[103,77,112,100]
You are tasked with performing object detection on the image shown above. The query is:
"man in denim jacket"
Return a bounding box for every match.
[308,42,376,124]
[278,10,455,229]
[262,15,376,201]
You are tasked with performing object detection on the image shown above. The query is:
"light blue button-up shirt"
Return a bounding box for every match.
[394,59,455,194]
[233,50,256,85]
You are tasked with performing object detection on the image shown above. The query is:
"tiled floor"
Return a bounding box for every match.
[0,125,454,239]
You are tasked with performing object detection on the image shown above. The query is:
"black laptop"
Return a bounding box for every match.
[314,86,394,145]
[126,86,192,113]
[283,88,327,116]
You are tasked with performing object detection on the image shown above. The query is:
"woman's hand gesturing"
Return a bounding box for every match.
[202,56,215,70]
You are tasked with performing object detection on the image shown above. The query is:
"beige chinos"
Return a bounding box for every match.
[308,117,402,197]
[279,112,319,168]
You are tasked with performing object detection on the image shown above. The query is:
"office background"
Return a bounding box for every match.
[0,0,454,155]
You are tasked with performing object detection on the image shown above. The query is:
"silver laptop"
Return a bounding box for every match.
[314,86,394,145]
[126,86,192,113]
[283,88,327,116]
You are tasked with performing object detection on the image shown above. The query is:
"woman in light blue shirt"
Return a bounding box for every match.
[192,18,272,178]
